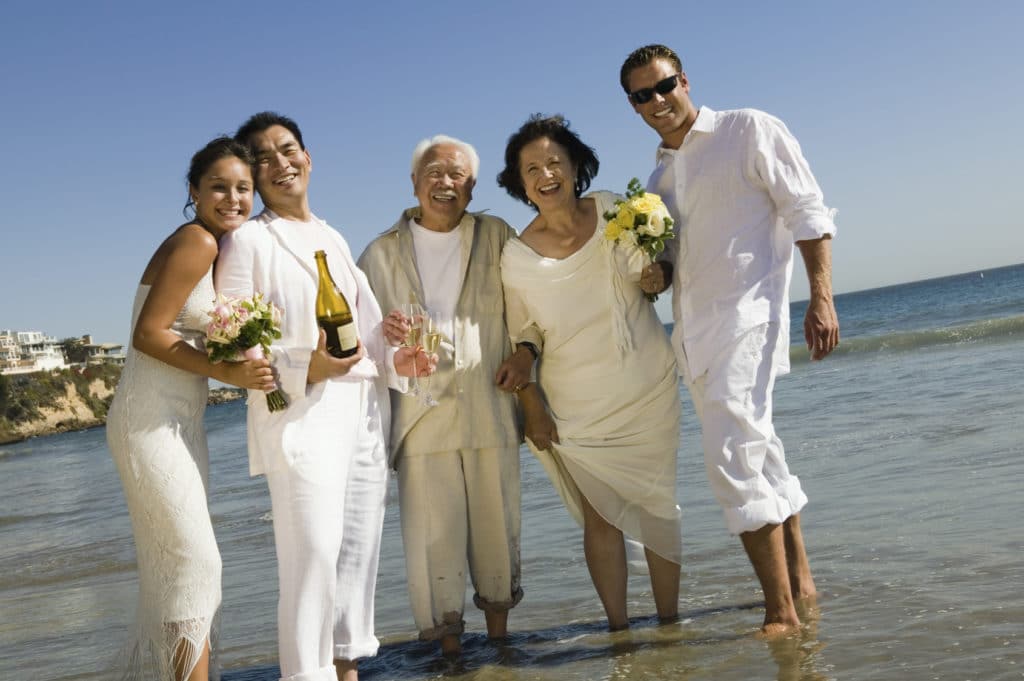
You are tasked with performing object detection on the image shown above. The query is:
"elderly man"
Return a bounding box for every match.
[621,44,840,635]
[358,135,532,656]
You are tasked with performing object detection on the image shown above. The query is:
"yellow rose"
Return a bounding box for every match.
[628,194,658,215]
[615,204,636,229]
[604,219,624,241]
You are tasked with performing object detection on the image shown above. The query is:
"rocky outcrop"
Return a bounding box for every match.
[0,369,243,444]
[3,378,112,442]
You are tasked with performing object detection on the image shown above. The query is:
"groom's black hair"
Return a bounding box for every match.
[234,112,306,151]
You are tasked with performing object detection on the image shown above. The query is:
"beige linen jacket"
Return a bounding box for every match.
[358,208,521,465]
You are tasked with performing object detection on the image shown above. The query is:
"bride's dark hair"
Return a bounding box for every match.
[496,114,599,208]
[183,137,255,218]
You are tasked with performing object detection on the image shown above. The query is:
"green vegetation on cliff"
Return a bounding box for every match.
[0,365,244,444]
[0,364,121,442]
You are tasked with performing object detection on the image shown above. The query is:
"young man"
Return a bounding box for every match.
[621,44,840,635]
[216,112,428,681]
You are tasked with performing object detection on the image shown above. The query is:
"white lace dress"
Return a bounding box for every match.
[106,269,221,681]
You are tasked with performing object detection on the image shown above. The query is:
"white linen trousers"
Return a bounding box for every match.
[265,379,389,681]
[686,322,808,535]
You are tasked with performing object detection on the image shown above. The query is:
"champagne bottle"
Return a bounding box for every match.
[314,250,359,358]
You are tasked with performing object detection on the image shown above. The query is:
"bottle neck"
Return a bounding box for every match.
[314,255,337,289]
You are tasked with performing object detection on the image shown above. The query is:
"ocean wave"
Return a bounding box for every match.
[790,315,1024,363]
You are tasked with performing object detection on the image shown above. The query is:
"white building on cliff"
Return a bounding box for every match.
[0,330,67,374]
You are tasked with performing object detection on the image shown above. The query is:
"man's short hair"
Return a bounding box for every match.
[410,135,480,180]
[619,44,684,93]
[235,112,306,151]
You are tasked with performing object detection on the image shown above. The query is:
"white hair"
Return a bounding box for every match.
[410,134,480,180]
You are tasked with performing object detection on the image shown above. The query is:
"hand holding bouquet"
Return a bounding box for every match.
[603,178,675,261]
[206,293,288,412]
[603,178,676,301]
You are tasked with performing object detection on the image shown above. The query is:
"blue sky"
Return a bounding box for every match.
[1,1,1021,345]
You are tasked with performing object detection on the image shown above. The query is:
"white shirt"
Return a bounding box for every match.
[648,106,837,381]
[409,217,465,342]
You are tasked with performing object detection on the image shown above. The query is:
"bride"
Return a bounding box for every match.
[106,137,275,681]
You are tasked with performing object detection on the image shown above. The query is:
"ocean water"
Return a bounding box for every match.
[1,263,1022,681]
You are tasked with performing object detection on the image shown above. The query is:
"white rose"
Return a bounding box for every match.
[639,206,670,237]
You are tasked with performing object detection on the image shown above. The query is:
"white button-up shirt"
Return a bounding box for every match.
[648,106,837,381]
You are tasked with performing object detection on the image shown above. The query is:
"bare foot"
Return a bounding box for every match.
[756,620,801,639]
[440,633,462,657]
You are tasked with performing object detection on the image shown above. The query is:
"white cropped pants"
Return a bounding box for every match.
[686,322,808,535]
[265,380,389,681]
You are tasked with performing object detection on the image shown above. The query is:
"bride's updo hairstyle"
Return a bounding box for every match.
[183,136,255,218]
[497,114,599,207]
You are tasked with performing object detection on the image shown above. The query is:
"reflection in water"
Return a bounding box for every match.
[766,601,828,681]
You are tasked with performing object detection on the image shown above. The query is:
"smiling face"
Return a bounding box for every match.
[626,57,697,149]
[412,143,475,231]
[518,136,577,211]
[190,156,253,238]
[249,124,311,214]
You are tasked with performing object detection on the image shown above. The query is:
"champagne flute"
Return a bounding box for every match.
[420,315,442,408]
[400,302,424,398]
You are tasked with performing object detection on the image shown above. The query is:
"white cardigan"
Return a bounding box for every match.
[215,209,402,476]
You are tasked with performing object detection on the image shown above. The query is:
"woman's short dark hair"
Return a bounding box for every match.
[234,111,305,151]
[496,114,599,207]
[183,136,254,217]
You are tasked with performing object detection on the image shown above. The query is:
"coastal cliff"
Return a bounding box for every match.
[0,366,243,444]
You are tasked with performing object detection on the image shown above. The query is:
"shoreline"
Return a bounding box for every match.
[0,385,244,445]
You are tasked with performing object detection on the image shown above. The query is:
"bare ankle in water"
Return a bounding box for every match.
[440,633,462,657]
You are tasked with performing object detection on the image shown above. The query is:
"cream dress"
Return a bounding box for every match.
[501,191,682,563]
[106,268,221,680]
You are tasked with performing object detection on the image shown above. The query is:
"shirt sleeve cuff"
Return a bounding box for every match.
[270,346,313,401]
[791,208,838,243]
[383,345,409,393]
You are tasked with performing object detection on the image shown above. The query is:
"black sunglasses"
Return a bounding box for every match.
[629,74,681,104]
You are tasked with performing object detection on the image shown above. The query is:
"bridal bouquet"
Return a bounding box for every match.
[603,177,675,261]
[206,293,287,412]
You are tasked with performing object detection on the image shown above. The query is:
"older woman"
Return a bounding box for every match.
[497,115,682,630]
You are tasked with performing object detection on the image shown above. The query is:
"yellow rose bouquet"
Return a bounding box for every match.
[603,177,675,261]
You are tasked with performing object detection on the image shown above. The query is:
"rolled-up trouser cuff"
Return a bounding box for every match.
[333,635,380,662]
[723,481,808,535]
[279,665,336,681]
[417,612,466,641]
[473,585,524,613]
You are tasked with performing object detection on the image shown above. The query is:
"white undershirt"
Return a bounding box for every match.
[409,218,463,341]
[280,216,359,300]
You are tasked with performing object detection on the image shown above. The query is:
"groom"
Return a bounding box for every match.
[216,111,429,681]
